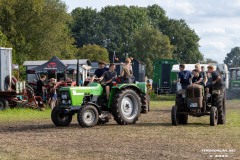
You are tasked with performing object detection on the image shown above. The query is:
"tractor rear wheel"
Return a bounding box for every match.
[51,107,72,126]
[141,94,150,113]
[212,93,225,125]
[219,91,226,124]
[210,106,218,126]
[77,105,99,127]
[0,97,9,110]
[112,89,141,125]
[171,106,179,125]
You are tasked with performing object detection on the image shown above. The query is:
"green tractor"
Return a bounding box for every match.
[51,62,149,127]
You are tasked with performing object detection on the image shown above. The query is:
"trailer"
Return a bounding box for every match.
[0,47,43,110]
[152,59,178,94]
[227,67,240,99]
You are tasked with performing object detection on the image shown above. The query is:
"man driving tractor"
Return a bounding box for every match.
[91,61,108,82]
[98,63,117,100]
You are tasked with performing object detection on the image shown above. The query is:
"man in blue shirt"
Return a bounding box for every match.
[91,61,108,82]
[177,64,192,89]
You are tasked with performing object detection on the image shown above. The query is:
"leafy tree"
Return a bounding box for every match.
[0,0,77,65]
[77,44,109,63]
[70,7,104,48]
[70,5,203,65]
[132,25,174,77]
[202,58,218,64]
[160,19,203,63]
[224,47,240,68]
[0,28,11,47]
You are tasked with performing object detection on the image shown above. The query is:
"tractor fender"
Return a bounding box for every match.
[115,84,145,94]
[86,102,101,114]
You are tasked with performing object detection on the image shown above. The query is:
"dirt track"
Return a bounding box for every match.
[0,102,239,160]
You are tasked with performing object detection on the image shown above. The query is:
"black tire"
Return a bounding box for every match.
[51,107,72,126]
[210,106,218,126]
[171,105,179,125]
[0,97,9,110]
[176,94,184,111]
[77,105,99,127]
[141,94,150,113]
[26,85,35,98]
[219,91,226,124]
[112,89,141,125]
[212,93,224,125]
[179,114,188,125]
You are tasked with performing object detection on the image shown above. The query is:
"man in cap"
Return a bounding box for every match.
[91,61,108,82]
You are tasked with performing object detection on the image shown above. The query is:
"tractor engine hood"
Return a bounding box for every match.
[59,83,103,107]
[60,83,103,96]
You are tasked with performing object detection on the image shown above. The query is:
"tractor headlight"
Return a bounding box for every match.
[190,103,198,108]
[61,92,68,100]
[61,99,71,105]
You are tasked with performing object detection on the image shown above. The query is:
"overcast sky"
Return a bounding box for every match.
[63,0,240,63]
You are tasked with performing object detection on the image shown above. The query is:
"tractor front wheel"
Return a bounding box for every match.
[171,105,179,125]
[51,107,72,126]
[112,89,141,125]
[77,105,99,127]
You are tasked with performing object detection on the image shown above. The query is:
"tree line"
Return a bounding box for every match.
[4,1,237,77]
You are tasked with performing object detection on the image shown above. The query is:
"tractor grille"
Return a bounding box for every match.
[59,91,71,105]
[186,84,203,98]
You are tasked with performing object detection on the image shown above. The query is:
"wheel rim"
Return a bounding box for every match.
[83,110,96,124]
[121,95,138,120]
[0,102,4,110]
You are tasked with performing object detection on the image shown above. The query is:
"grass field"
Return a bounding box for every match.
[0,99,239,159]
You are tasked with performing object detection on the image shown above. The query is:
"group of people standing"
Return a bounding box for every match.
[177,63,223,90]
[36,75,57,109]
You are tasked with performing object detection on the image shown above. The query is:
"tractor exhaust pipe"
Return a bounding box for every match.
[76,59,80,86]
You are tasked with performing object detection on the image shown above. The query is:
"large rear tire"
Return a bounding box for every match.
[112,89,141,125]
[51,107,72,126]
[219,91,226,124]
[0,97,9,110]
[77,105,99,128]
[171,105,179,125]
[141,94,150,113]
[212,92,224,125]
[210,106,218,126]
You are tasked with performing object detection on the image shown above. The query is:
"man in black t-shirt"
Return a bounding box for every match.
[91,61,108,82]
[99,63,117,100]
[36,75,46,100]
[192,69,203,85]
[207,65,223,90]
[177,64,192,89]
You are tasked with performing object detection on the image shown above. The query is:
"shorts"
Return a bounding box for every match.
[50,93,57,101]
[105,83,113,87]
